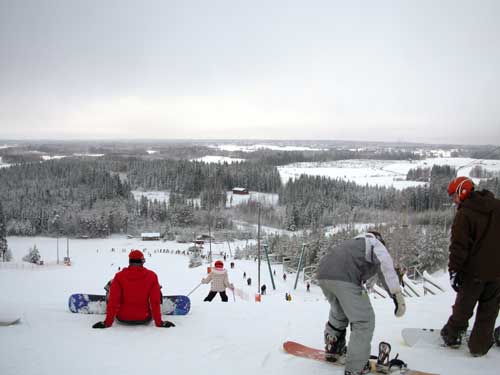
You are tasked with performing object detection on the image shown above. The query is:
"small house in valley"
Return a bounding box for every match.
[141,232,160,241]
[232,187,249,195]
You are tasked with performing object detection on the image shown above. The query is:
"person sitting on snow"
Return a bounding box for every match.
[201,260,234,302]
[92,249,175,329]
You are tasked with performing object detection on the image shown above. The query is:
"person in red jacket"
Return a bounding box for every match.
[92,249,175,329]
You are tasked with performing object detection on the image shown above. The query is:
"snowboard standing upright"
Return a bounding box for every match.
[68,293,190,315]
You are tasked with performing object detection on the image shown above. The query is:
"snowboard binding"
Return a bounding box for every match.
[376,341,391,373]
[376,342,407,374]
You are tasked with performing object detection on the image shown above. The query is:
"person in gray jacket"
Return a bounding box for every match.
[316,231,406,375]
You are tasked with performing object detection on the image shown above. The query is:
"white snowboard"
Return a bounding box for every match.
[402,328,470,347]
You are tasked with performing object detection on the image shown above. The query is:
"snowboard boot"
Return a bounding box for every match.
[324,323,347,362]
[495,326,500,347]
[440,326,463,348]
[376,341,391,374]
[344,361,371,375]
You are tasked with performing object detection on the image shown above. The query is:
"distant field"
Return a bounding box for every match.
[278,157,500,189]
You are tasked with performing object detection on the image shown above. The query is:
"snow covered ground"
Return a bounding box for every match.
[209,144,327,152]
[278,157,500,189]
[132,190,279,208]
[1,236,499,375]
[0,157,10,168]
[192,155,246,164]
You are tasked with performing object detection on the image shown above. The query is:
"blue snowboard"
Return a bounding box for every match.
[68,294,190,315]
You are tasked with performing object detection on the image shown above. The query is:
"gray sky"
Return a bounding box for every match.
[1,0,499,145]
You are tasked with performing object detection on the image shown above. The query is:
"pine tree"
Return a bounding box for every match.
[23,244,41,264]
[0,202,7,261]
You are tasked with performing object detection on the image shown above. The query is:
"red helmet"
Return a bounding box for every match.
[447,176,474,201]
[214,260,224,269]
[129,249,145,264]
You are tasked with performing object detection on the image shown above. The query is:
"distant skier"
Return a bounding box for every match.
[261,284,267,295]
[92,249,175,329]
[243,271,246,279]
[306,282,310,292]
[440,177,500,356]
[283,273,287,281]
[201,260,234,302]
[247,277,252,286]
[316,231,405,375]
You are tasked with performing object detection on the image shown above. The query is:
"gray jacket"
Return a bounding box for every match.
[316,233,401,295]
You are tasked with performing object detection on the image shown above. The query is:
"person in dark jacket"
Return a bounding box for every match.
[92,249,175,329]
[317,231,405,375]
[441,176,500,356]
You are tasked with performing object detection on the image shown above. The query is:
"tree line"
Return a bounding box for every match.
[0,159,131,237]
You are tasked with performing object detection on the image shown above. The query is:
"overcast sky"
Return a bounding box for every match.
[1,0,499,145]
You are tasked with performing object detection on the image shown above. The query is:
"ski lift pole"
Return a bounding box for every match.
[263,244,276,290]
[293,243,307,290]
[187,282,202,297]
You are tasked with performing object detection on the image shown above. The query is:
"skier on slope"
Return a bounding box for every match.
[201,260,234,302]
[92,249,175,329]
[316,231,406,375]
[440,177,500,356]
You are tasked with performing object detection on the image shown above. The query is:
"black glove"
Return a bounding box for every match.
[159,321,175,328]
[449,271,463,292]
[92,321,107,329]
[494,326,500,347]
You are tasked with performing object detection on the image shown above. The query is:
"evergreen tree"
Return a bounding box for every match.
[23,244,41,264]
[0,202,7,261]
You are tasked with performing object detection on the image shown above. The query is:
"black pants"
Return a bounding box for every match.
[117,316,152,325]
[204,291,228,302]
[443,275,500,355]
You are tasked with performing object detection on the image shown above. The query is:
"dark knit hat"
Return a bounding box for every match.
[129,249,145,264]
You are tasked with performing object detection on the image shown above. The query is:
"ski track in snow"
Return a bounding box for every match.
[1,235,499,375]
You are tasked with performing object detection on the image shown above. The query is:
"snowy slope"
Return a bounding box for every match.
[1,236,499,375]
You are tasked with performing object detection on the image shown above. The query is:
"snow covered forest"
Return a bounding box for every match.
[1,140,500,275]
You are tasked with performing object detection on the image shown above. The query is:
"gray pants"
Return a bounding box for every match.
[318,279,375,373]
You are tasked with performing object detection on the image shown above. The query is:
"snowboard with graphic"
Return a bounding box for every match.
[283,341,439,375]
[68,294,190,315]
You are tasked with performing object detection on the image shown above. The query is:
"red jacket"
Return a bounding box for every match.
[104,265,163,327]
